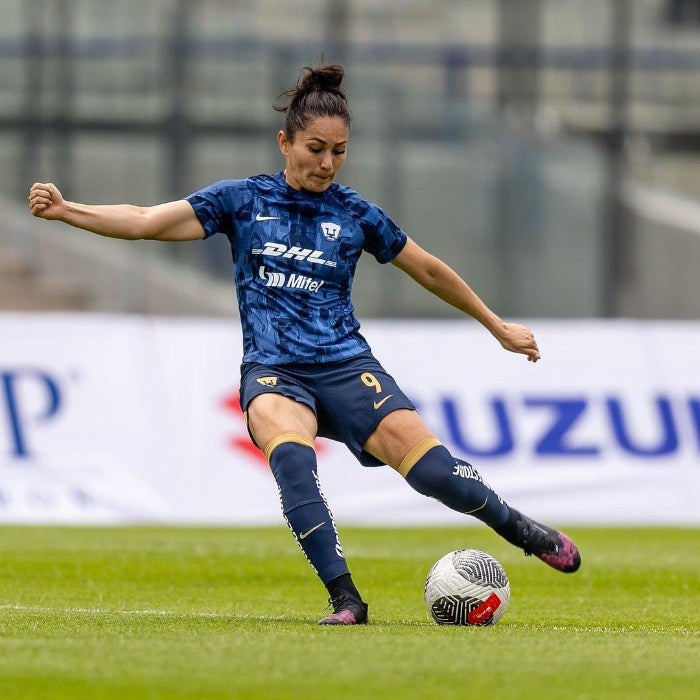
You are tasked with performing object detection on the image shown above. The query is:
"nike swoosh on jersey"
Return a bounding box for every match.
[299,522,326,540]
[255,213,281,221]
[373,395,394,409]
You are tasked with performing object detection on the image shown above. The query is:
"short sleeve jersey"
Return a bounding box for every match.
[186,171,408,364]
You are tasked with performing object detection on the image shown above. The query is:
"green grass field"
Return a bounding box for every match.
[0,525,698,699]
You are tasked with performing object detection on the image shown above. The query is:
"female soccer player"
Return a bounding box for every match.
[28,64,580,625]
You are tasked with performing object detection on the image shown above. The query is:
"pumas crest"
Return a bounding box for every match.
[321,222,341,241]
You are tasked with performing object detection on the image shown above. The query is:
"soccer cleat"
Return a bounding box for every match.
[503,509,581,573]
[318,595,369,625]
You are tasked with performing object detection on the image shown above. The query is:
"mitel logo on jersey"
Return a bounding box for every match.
[258,266,325,292]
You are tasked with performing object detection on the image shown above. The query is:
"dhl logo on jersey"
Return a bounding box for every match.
[252,242,337,267]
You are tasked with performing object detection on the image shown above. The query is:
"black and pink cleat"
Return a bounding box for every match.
[318,595,369,625]
[536,530,581,573]
[500,508,581,573]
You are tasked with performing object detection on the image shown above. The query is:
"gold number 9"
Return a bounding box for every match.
[361,372,383,394]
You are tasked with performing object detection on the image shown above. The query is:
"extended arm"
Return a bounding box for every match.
[392,238,541,362]
[28,182,205,242]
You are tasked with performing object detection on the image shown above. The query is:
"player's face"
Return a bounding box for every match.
[278,116,349,193]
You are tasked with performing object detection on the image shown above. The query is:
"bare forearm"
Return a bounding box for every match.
[61,201,152,240]
[417,261,539,359]
[392,239,540,361]
[442,271,508,336]
[397,248,503,333]
[29,183,205,241]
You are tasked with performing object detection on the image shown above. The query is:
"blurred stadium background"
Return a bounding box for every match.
[1,8,698,694]
[2,0,700,320]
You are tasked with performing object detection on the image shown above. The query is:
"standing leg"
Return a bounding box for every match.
[248,394,369,624]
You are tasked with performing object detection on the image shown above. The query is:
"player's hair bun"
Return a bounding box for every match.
[276,63,351,139]
[298,64,345,94]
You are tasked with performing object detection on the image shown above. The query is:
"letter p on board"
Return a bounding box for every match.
[1,370,62,459]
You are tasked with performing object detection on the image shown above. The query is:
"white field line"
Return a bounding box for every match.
[0,603,226,618]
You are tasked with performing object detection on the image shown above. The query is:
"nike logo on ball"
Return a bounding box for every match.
[373,395,393,409]
[299,522,325,540]
[255,213,281,221]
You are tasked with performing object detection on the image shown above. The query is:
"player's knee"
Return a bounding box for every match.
[247,394,316,450]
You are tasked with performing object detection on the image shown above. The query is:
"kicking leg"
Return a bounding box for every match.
[364,410,581,573]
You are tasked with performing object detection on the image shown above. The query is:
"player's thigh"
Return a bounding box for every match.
[363,408,437,471]
[246,392,318,449]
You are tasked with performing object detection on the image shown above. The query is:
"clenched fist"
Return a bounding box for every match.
[28,182,66,220]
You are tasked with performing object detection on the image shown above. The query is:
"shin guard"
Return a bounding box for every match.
[400,439,509,528]
[266,434,348,584]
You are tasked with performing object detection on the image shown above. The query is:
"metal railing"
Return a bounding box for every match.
[2,0,700,317]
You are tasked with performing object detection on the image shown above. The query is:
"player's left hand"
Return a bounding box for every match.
[28,182,65,220]
[494,322,541,362]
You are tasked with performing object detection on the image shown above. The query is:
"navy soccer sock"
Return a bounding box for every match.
[400,439,510,528]
[266,435,349,585]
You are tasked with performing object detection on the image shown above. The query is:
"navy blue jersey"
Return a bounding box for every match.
[186,171,408,364]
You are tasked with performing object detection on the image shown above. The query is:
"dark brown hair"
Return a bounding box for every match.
[275,64,351,140]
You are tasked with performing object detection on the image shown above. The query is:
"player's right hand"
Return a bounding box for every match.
[494,321,541,363]
[28,182,65,220]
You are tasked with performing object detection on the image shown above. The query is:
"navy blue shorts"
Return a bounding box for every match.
[239,351,416,466]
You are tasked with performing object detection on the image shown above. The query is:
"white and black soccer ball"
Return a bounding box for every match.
[424,549,510,626]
